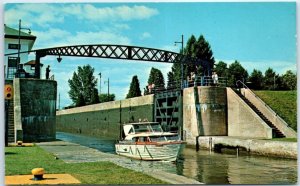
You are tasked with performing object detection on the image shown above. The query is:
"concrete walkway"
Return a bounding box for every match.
[37,141,202,184]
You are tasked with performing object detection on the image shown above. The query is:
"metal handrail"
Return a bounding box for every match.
[235,80,291,128]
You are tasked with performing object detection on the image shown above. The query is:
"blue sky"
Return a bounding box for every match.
[4,2,297,108]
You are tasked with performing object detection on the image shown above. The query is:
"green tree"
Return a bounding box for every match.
[167,34,215,87]
[214,61,228,78]
[126,75,142,98]
[145,67,165,93]
[99,93,115,102]
[227,60,248,87]
[90,88,100,104]
[76,93,85,107]
[263,68,277,90]
[282,70,297,90]
[248,69,264,90]
[194,35,215,75]
[167,64,181,89]
[68,65,99,106]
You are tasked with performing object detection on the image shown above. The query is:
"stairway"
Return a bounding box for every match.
[235,89,285,138]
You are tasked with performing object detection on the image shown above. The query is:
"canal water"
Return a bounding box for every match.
[56,132,297,184]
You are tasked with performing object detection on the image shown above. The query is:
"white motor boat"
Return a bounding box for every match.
[115,121,185,161]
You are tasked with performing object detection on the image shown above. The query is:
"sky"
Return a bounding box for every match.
[4,2,297,108]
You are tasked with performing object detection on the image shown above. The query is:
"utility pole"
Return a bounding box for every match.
[58,93,60,110]
[18,19,31,68]
[175,34,184,89]
[108,78,110,97]
[98,72,102,95]
[105,78,110,100]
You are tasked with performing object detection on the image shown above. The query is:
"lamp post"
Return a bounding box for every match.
[175,34,184,89]
[104,78,110,100]
[18,19,31,68]
[98,72,102,95]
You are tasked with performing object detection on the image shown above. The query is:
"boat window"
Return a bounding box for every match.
[166,135,178,141]
[133,125,149,133]
[151,123,163,132]
[129,127,134,134]
[149,136,166,142]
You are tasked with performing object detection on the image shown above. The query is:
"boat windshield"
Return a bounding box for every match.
[133,123,163,133]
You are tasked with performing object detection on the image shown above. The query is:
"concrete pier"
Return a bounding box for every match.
[197,136,297,159]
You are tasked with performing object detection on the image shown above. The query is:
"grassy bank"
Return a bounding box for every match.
[5,145,167,184]
[254,90,297,131]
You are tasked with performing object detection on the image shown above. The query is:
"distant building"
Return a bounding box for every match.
[4,24,37,79]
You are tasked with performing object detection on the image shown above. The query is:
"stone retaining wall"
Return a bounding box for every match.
[198,136,297,159]
[56,95,154,139]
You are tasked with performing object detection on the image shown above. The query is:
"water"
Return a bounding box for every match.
[56,132,297,184]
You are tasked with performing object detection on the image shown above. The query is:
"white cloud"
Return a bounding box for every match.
[33,29,131,49]
[140,32,151,40]
[5,4,158,28]
[5,4,64,27]
[82,5,158,22]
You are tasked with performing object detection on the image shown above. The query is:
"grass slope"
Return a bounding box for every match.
[254,90,297,131]
[5,146,168,184]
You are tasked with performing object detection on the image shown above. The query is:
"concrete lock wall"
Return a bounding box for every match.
[183,86,227,145]
[227,88,272,139]
[56,95,154,139]
[241,88,297,138]
[14,78,57,142]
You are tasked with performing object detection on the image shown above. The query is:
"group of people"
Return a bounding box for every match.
[186,71,219,87]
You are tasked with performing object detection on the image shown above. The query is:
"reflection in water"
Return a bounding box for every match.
[178,148,297,184]
[57,132,297,184]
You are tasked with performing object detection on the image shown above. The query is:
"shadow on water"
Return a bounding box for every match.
[56,132,297,184]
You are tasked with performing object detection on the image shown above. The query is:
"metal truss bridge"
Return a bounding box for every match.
[5,44,212,78]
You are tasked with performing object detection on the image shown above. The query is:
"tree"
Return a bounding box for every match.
[126,75,142,98]
[145,67,165,93]
[282,70,297,90]
[76,93,85,107]
[90,88,100,104]
[167,34,215,87]
[214,61,228,78]
[68,65,99,106]
[194,35,215,75]
[248,69,264,90]
[227,60,248,87]
[263,68,276,90]
[167,64,181,89]
[99,93,115,102]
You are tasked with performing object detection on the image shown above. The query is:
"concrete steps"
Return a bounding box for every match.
[235,89,285,138]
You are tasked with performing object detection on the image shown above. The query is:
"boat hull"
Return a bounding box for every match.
[115,142,184,161]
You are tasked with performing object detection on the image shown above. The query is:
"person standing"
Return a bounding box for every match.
[46,65,50,79]
[212,71,218,86]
